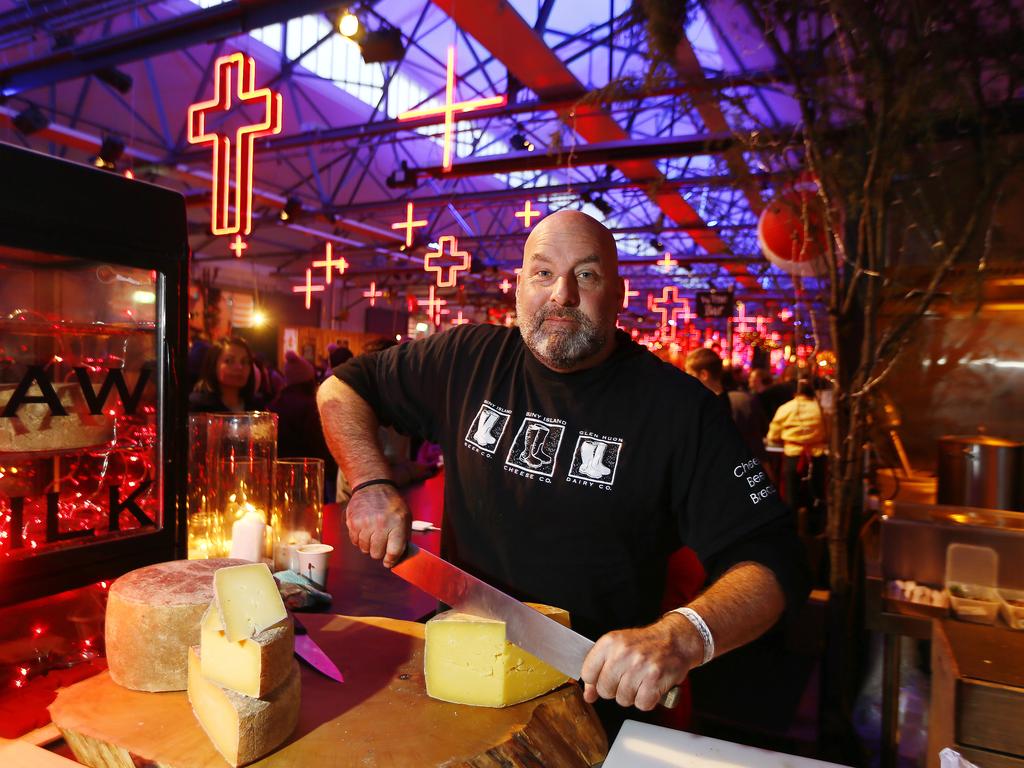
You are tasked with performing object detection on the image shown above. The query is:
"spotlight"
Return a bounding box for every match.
[92,135,125,169]
[13,105,48,135]
[386,160,417,189]
[280,196,302,222]
[337,9,362,39]
[95,67,133,94]
[510,132,534,152]
[360,27,405,63]
[650,237,664,252]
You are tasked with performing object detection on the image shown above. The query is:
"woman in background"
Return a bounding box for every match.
[189,336,265,413]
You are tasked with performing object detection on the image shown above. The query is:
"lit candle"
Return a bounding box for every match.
[230,510,267,562]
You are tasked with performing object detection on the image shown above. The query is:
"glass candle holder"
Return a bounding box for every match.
[208,457,272,561]
[186,413,212,559]
[205,411,278,466]
[272,458,324,572]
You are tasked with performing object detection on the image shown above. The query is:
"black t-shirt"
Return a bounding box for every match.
[335,325,807,640]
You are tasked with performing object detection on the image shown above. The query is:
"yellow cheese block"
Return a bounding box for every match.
[105,558,247,692]
[424,602,572,707]
[200,602,294,697]
[213,563,288,642]
[187,646,300,767]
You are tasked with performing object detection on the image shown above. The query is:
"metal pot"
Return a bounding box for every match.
[937,435,1024,511]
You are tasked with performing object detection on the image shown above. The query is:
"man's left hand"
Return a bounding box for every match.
[579,613,702,711]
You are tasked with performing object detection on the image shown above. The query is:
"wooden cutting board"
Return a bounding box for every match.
[49,614,607,768]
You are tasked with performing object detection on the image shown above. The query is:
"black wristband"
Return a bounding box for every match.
[350,478,398,495]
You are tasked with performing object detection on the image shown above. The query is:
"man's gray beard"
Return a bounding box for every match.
[517,302,607,370]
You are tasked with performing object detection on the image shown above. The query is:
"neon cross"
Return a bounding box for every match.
[422,285,448,326]
[312,242,349,284]
[424,235,471,287]
[229,234,247,258]
[734,301,754,334]
[187,52,283,236]
[391,202,428,247]
[292,269,324,310]
[514,200,541,228]
[498,278,513,294]
[650,286,688,337]
[397,45,507,171]
[622,278,640,309]
[656,252,679,269]
[363,281,383,307]
[451,310,470,326]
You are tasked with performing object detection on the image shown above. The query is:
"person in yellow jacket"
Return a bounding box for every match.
[767,380,827,532]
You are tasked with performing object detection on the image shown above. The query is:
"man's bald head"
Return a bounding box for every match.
[523,210,618,273]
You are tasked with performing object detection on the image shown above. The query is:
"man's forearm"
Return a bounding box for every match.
[666,561,786,661]
[316,376,391,486]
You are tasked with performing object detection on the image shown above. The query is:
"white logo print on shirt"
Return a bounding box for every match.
[505,415,565,478]
[465,401,511,454]
[567,435,622,487]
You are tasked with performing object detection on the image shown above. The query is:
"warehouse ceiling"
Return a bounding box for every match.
[0,0,829,332]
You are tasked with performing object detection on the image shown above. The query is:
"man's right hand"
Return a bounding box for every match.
[345,484,411,568]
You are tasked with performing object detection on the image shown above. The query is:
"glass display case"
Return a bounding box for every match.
[0,143,189,605]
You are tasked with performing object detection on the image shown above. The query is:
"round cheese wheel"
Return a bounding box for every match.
[105,558,247,692]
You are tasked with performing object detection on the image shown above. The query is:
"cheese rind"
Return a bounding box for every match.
[187,646,300,767]
[424,603,572,708]
[200,602,294,697]
[213,563,288,642]
[105,558,247,692]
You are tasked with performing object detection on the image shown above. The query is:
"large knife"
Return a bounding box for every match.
[292,614,345,683]
[391,544,678,708]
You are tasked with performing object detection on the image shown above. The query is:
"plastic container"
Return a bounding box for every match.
[998,587,1024,630]
[945,543,1000,624]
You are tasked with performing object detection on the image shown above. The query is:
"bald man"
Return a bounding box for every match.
[318,211,807,733]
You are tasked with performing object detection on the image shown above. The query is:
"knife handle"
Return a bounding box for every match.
[660,685,681,709]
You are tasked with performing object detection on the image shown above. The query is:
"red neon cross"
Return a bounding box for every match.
[363,281,383,307]
[422,285,448,326]
[397,45,507,171]
[424,235,471,288]
[499,278,512,294]
[734,300,753,333]
[514,200,541,229]
[451,310,470,326]
[229,234,247,258]
[392,202,428,247]
[656,252,679,269]
[622,278,639,309]
[312,242,349,284]
[650,286,688,335]
[292,269,324,310]
[187,52,283,236]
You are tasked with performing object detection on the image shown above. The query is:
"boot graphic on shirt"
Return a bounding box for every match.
[519,423,553,470]
[473,409,500,446]
[577,439,611,479]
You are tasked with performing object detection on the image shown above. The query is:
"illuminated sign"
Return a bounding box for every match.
[422,285,448,326]
[656,253,678,269]
[397,45,507,171]
[451,310,470,326]
[424,235,471,287]
[514,200,541,228]
[229,234,247,258]
[312,242,349,284]
[622,278,639,309]
[187,52,283,241]
[650,286,691,338]
[292,268,324,309]
[391,202,428,247]
[498,278,512,294]
[363,281,384,306]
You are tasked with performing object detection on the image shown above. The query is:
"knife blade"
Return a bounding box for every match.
[391,544,679,708]
[292,614,344,683]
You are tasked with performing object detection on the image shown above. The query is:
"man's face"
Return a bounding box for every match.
[515,212,623,372]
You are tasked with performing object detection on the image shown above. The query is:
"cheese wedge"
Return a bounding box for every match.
[187,646,300,767]
[105,558,247,691]
[200,602,294,697]
[213,563,288,642]
[424,602,572,707]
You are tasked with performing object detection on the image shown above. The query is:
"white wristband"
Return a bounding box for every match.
[669,606,715,666]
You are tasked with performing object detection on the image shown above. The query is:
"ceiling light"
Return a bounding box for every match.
[95,67,133,94]
[13,105,48,135]
[650,237,664,252]
[510,132,534,152]
[251,309,267,328]
[386,160,417,189]
[360,28,405,63]
[280,196,302,222]
[338,10,362,38]
[93,135,125,170]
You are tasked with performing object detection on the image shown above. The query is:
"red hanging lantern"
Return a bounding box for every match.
[757,174,828,276]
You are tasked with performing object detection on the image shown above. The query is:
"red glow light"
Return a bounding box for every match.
[187,52,283,237]
[31,625,44,637]
[451,310,470,326]
[499,278,512,294]
[397,45,507,171]
[422,285,447,326]
[622,278,639,309]
[292,268,325,309]
[229,234,248,258]
[391,202,428,247]
[514,200,541,229]
[312,242,349,284]
[656,253,679,269]
[363,281,384,307]
[424,235,471,287]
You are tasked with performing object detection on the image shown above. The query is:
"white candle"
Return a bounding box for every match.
[230,510,266,562]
